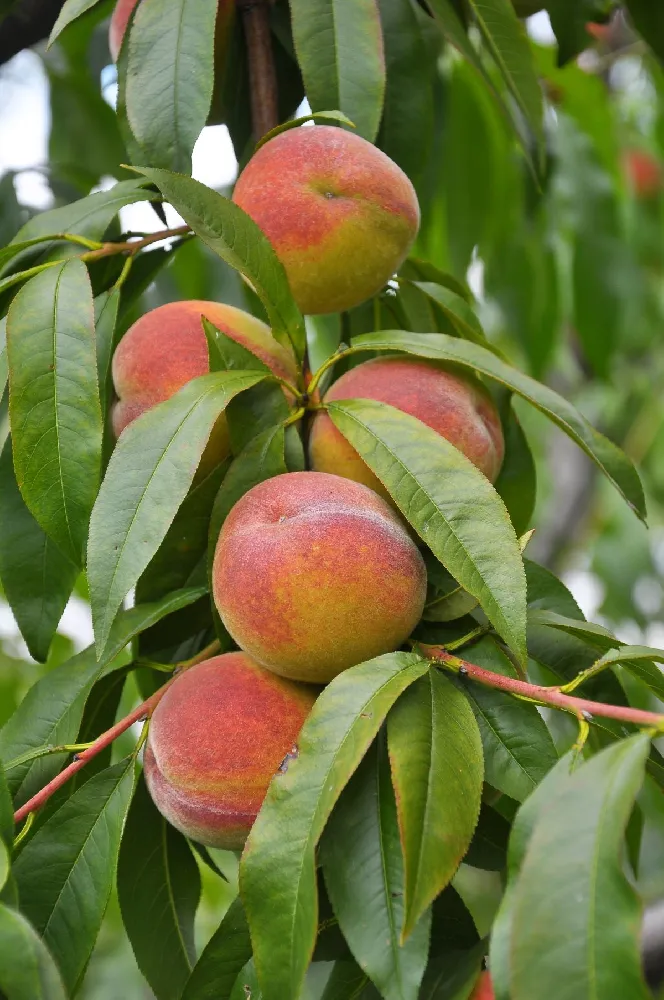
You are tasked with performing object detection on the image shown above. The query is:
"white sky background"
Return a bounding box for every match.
[2,11,662,659]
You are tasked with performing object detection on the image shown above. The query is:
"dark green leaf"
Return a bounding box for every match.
[0,905,67,1000]
[7,259,101,564]
[625,1,664,66]
[87,370,264,654]
[126,0,217,172]
[350,331,646,520]
[461,638,558,801]
[321,740,431,1000]
[203,316,273,375]
[181,896,252,1000]
[463,802,510,871]
[0,439,78,663]
[321,959,380,999]
[14,759,135,994]
[240,651,429,1000]
[256,110,356,150]
[0,587,205,805]
[0,317,7,405]
[289,0,385,141]
[524,559,583,619]
[94,288,120,417]
[327,399,527,664]
[0,761,12,851]
[130,167,306,361]
[118,775,201,1000]
[387,669,483,937]
[494,408,536,537]
[409,282,493,349]
[509,736,650,1000]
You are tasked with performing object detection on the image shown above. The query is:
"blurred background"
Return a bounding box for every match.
[1,3,663,995]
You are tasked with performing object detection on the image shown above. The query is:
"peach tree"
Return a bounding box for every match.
[0,2,664,999]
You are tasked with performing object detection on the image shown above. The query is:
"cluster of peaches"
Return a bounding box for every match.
[111,124,505,850]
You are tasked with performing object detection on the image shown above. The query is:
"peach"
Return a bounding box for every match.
[470,971,494,1000]
[622,149,662,199]
[143,652,317,849]
[212,471,426,683]
[308,357,504,503]
[111,300,297,466]
[232,125,420,315]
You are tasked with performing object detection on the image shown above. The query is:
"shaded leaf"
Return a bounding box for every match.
[290,0,385,141]
[0,317,6,405]
[7,259,102,563]
[14,759,135,994]
[240,652,429,1000]
[118,775,201,1000]
[327,398,527,664]
[463,802,510,871]
[387,669,483,937]
[94,288,120,417]
[351,331,646,520]
[0,905,67,1000]
[87,370,264,654]
[494,408,537,537]
[181,896,252,1000]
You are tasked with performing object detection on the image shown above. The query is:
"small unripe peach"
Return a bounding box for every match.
[232,125,420,315]
[212,472,427,683]
[111,300,297,467]
[143,652,317,849]
[622,149,662,199]
[469,971,494,999]
[308,357,504,504]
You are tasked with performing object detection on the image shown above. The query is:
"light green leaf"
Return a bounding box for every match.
[0,317,7,406]
[0,905,67,1000]
[327,398,527,664]
[290,0,386,141]
[130,167,306,361]
[351,331,646,520]
[387,669,483,938]
[240,651,429,1000]
[48,0,105,44]
[7,259,102,564]
[256,110,356,150]
[87,370,264,654]
[126,0,217,172]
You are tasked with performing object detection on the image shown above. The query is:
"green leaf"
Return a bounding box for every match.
[87,370,264,654]
[48,0,105,44]
[0,905,67,1000]
[7,259,102,564]
[351,331,646,520]
[126,0,217,172]
[289,0,385,141]
[494,408,536,536]
[13,758,136,994]
[0,587,204,805]
[1,181,153,277]
[463,801,510,871]
[256,110,356,150]
[321,740,431,1000]
[203,317,273,375]
[409,282,494,349]
[0,762,13,851]
[327,398,527,665]
[94,289,120,417]
[468,0,545,172]
[509,736,650,1000]
[118,775,201,1000]
[461,639,558,801]
[400,259,472,304]
[321,960,380,999]
[387,669,483,938]
[0,317,7,405]
[528,610,664,701]
[625,0,664,66]
[377,0,438,183]
[229,960,262,1000]
[240,651,429,1000]
[524,558,583,619]
[0,439,78,663]
[130,167,306,361]
[181,897,252,1000]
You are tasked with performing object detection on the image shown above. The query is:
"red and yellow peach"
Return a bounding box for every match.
[143,652,317,849]
[212,471,427,683]
[232,125,420,315]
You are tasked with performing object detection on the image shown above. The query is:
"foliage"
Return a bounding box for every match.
[1,1,664,999]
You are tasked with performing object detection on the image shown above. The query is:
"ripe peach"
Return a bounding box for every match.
[232,125,420,315]
[622,149,662,199]
[143,652,317,849]
[469,971,494,999]
[212,472,427,683]
[111,300,297,465]
[308,357,504,503]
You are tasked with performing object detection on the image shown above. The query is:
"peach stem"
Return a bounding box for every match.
[12,639,221,826]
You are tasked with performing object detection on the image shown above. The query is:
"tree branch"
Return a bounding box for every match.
[237,0,279,140]
[0,0,64,67]
[421,644,664,730]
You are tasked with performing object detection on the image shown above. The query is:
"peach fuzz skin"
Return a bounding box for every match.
[309,357,504,504]
[212,472,427,684]
[232,125,420,315]
[111,300,297,466]
[143,652,317,849]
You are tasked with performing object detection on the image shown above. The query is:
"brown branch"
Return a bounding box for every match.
[237,0,279,140]
[422,645,664,730]
[80,225,191,262]
[13,639,221,826]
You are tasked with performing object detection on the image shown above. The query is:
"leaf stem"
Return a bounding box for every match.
[80,225,191,262]
[307,347,358,399]
[238,0,279,140]
[421,644,664,731]
[12,639,221,826]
